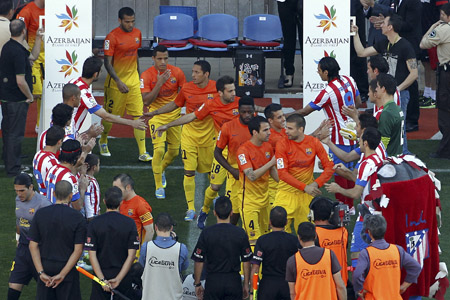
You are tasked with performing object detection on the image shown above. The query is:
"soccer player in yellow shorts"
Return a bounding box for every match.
[237,116,278,245]
[274,114,334,233]
[146,61,217,221]
[141,45,186,199]
[100,7,149,161]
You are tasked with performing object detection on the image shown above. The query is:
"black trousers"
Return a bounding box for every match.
[406,80,420,126]
[436,68,450,157]
[204,273,242,300]
[1,101,29,176]
[258,277,290,300]
[277,0,303,76]
[36,261,81,300]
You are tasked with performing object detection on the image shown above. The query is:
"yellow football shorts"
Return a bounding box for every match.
[225,172,242,214]
[104,86,143,117]
[149,118,181,148]
[181,142,214,173]
[273,189,313,234]
[31,63,44,95]
[241,204,270,245]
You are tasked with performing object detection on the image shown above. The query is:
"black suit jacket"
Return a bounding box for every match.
[394,0,422,57]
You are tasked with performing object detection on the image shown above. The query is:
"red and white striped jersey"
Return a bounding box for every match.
[373,89,401,120]
[310,76,360,146]
[84,175,100,218]
[45,164,80,204]
[32,151,58,195]
[68,77,102,135]
[38,126,75,151]
[354,142,387,169]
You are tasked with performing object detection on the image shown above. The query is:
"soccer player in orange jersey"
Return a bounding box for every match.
[275,114,334,233]
[100,7,149,161]
[237,116,278,245]
[146,61,217,221]
[210,96,255,226]
[140,45,186,199]
[16,0,44,132]
[264,104,287,206]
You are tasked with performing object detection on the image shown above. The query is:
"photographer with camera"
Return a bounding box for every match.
[140,212,189,300]
[309,197,349,287]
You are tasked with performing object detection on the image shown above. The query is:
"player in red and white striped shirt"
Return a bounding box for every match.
[68,57,146,148]
[38,103,74,151]
[45,140,88,211]
[33,126,64,195]
[295,57,362,208]
[325,128,384,262]
[83,154,101,219]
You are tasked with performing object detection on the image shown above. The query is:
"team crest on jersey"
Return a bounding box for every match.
[207,94,214,100]
[28,208,35,214]
[265,152,270,159]
[406,229,430,268]
[104,40,110,50]
[306,148,312,155]
[238,154,247,165]
[170,77,176,84]
[128,209,134,216]
[277,158,284,169]
[232,108,239,116]
[135,37,140,44]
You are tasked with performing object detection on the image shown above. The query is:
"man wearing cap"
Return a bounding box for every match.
[140,213,189,300]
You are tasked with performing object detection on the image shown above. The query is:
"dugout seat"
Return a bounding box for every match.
[189,14,239,51]
[153,13,194,51]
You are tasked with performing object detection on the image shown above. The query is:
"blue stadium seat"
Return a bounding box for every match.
[159,5,198,34]
[153,13,194,51]
[190,14,238,52]
[241,14,283,50]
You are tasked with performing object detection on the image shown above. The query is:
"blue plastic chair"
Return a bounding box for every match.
[242,14,283,46]
[153,13,194,51]
[190,14,239,52]
[159,5,198,34]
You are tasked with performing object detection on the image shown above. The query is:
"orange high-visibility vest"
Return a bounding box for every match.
[363,244,402,300]
[294,248,337,300]
[316,226,348,285]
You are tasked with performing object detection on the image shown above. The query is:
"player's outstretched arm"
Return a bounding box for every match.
[143,101,179,119]
[291,103,315,117]
[325,182,363,199]
[104,56,128,93]
[322,137,360,163]
[95,108,147,130]
[155,112,197,137]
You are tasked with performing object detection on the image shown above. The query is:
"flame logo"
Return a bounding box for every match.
[315,5,337,33]
[56,50,79,78]
[56,5,79,32]
[314,50,336,64]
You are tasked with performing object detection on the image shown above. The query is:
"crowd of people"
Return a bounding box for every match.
[1,0,449,299]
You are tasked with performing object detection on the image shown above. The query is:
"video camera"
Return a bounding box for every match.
[309,197,350,227]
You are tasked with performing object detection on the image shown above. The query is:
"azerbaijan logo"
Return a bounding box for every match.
[56,5,79,32]
[315,5,337,33]
[314,50,336,64]
[56,50,79,78]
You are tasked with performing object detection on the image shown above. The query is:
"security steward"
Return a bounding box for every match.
[309,196,349,286]
[286,222,347,300]
[420,3,450,159]
[251,206,299,300]
[352,214,421,299]
[191,196,253,300]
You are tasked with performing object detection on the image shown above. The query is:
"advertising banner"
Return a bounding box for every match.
[43,0,92,134]
[302,1,351,135]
